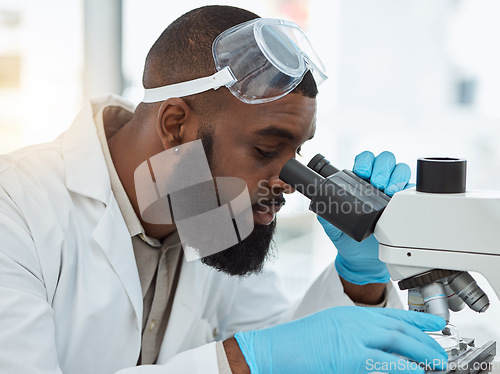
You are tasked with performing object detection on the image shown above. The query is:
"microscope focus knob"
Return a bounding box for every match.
[416,157,467,193]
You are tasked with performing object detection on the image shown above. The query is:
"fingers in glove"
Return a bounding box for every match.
[371,308,446,332]
[353,151,375,180]
[367,329,447,370]
[385,163,411,196]
[370,151,396,191]
[367,309,447,356]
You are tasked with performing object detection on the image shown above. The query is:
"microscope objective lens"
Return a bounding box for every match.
[447,272,490,313]
[443,283,465,312]
[420,282,450,323]
[408,288,425,312]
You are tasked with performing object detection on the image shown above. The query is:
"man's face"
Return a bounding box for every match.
[198,93,317,276]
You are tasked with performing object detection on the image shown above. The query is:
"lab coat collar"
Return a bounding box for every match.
[62,94,136,205]
[61,94,143,327]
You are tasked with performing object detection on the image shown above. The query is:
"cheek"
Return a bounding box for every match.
[210,138,254,177]
[210,147,248,177]
[210,148,273,201]
[209,133,290,200]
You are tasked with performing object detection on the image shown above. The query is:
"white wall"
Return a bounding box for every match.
[0,0,82,152]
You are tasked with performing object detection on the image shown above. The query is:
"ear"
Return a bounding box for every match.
[156,98,200,149]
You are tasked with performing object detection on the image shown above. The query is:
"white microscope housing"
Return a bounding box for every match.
[375,187,500,301]
[374,157,499,372]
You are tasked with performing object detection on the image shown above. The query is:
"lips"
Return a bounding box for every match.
[252,199,285,225]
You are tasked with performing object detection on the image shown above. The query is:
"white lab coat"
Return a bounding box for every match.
[0,95,402,374]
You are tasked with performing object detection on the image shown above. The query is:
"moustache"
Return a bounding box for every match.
[253,195,286,212]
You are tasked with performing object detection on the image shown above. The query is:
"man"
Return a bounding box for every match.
[0,5,447,374]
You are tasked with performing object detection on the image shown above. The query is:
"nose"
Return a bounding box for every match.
[269,175,295,194]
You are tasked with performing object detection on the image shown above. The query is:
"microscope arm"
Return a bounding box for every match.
[374,188,500,301]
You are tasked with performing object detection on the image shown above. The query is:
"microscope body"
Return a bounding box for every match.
[281,154,500,309]
[280,155,499,371]
[375,188,500,371]
[374,188,500,302]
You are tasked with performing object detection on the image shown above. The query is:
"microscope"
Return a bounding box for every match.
[280,155,498,373]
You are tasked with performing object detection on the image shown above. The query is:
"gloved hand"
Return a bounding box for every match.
[318,151,412,285]
[234,306,448,374]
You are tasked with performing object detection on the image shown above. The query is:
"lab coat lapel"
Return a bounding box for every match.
[92,197,143,324]
[62,95,143,325]
[158,254,200,361]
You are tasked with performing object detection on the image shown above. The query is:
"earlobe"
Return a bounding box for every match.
[156,98,196,149]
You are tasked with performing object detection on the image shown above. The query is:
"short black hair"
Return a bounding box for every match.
[142,6,317,116]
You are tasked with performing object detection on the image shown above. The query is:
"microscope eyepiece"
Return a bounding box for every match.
[279,154,391,242]
[279,158,323,200]
[307,154,340,178]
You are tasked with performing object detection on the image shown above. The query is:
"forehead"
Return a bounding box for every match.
[222,94,317,141]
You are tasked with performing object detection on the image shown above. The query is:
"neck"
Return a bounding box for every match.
[107,118,176,240]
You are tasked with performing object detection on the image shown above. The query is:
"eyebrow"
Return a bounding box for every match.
[254,126,315,143]
[254,126,297,141]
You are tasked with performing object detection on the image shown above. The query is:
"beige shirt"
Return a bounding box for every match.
[95,105,232,372]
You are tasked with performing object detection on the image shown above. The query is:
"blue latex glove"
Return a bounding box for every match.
[235,306,448,374]
[318,151,412,285]
[353,151,413,197]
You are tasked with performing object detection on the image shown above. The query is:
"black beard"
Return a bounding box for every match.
[196,125,277,276]
[201,219,276,276]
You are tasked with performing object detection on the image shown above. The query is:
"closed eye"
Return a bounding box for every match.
[255,147,279,159]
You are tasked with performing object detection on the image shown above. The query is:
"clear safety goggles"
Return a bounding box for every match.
[143,18,327,104]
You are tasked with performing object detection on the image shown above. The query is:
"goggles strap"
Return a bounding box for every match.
[143,67,236,103]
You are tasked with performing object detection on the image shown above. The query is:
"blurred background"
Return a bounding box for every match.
[1,0,499,345]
